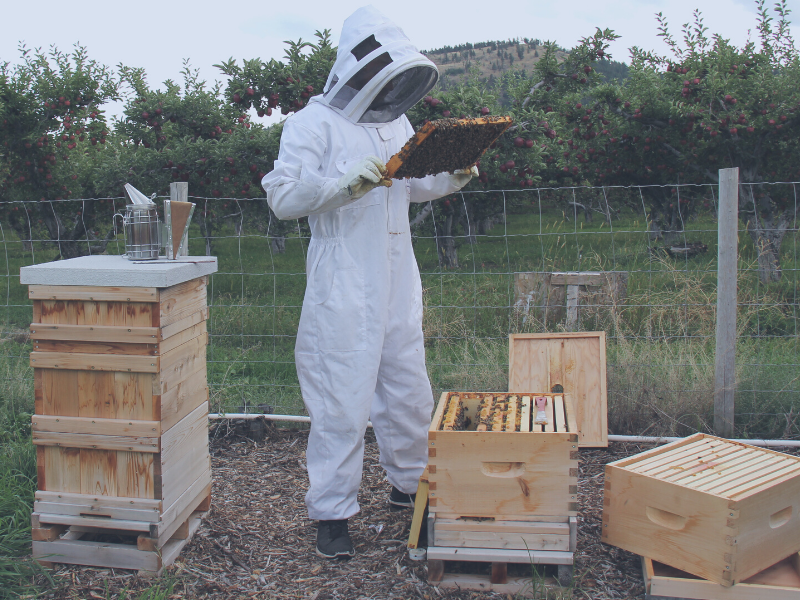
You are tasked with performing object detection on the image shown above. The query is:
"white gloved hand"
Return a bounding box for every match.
[449,165,479,188]
[337,156,387,200]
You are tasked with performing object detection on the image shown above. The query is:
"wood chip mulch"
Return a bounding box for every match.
[31,424,666,599]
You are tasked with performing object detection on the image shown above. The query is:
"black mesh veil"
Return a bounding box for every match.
[358,65,438,124]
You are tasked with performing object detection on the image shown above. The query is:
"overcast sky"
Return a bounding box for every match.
[3,0,798,124]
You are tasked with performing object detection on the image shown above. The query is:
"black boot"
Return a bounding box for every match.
[316,519,355,559]
[389,486,416,509]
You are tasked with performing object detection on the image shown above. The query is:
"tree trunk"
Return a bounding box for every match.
[744,213,789,283]
[270,235,286,253]
[739,183,792,284]
[436,214,458,269]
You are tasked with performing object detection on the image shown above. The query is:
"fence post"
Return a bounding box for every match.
[714,168,738,437]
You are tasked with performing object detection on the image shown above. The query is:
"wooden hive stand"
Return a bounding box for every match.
[603,433,800,587]
[22,255,218,574]
[426,392,578,594]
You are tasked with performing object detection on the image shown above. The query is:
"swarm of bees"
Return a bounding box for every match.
[386,116,512,180]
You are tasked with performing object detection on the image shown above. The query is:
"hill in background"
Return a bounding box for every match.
[422,38,628,89]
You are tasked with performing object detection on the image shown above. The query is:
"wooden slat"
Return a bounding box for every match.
[34,490,161,511]
[158,468,212,538]
[685,453,784,493]
[32,415,160,438]
[33,431,160,453]
[33,340,157,356]
[550,272,609,286]
[38,299,155,327]
[42,446,81,493]
[31,352,158,373]
[644,443,745,480]
[160,308,207,340]
[719,462,800,498]
[543,397,555,432]
[33,501,160,523]
[157,335,207,393]
[426,546,573,565]
[159,278,207,327]
[160,402,208,467]
[554,396,566,433]
[663,446,759,485]
[435,519,569,535]
[160,362,208,433]
[33,537,160,571]
[519,396,531,433]
[628,438,721,473]
[434,529,569,551]
[158,322,206,356]
[32,512,152,532]
[114,451,156,499]
[31,323,160,343]
[29,285,158,302]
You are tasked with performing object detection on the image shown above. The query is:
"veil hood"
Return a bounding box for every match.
[316,5,438,124]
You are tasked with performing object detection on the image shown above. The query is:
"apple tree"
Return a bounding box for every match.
[0,44,120,257]
[99,62,281,254]
[531,1,800,282]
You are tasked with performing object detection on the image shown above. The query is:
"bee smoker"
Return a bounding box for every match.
[120,203,161,260]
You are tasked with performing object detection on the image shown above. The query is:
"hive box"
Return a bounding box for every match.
[428,392,578,519]
[22,256,217,572]
[602,433,800,587]
[642,554,800,600]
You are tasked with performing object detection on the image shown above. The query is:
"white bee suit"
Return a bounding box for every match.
[262,6,463,520]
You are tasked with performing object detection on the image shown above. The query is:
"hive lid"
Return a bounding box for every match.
[508,332,607,447]
[612,433,800,500]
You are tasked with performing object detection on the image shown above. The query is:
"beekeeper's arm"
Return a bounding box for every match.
[402,117,477,204]
[262,121,385,220]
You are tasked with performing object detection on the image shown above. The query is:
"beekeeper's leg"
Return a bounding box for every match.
[297,347,380,521]
[370,254,432,496]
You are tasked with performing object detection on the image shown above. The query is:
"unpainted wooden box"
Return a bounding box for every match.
[642,554,800,600]
[428,392,578,519]
[603,433,800,587]
[28,278,211,569]
[508,332,608,447]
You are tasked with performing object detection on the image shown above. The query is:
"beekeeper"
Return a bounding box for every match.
[262,5,476,559]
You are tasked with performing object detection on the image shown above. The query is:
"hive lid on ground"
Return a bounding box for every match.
[613,433,800,500]
[508,332,607,447]
[384,116,512,180]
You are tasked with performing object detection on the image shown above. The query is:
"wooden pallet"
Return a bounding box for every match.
[427,514,576,593]
[33,509,206,575]
[642,554,800,600]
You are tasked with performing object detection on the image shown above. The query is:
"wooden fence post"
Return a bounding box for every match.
[714,168,738,437]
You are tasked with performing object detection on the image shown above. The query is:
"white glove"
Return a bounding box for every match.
[449,165,479,188]
[337,156,387,200]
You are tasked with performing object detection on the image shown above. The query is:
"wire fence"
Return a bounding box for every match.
[0,182,797,438]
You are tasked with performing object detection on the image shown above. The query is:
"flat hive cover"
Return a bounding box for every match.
[385,116,512,180]
[508,332,607,447]
[623,433,800,499]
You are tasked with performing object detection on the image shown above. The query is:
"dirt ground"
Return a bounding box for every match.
[34,423,657,599]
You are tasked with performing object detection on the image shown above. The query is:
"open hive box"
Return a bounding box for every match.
[642,554,800,600]
[426,392,578,591]
[428,392,578,519]
[603,433,800,587]
[384,116,512,180]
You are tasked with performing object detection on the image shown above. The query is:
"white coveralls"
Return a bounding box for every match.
[262,6,464,521]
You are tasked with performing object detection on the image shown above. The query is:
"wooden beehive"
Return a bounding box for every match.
[428,392,578,519]
[509,332,608,447]
[642,554,800,600]
[23,257,216,573]
[603,433,800,587]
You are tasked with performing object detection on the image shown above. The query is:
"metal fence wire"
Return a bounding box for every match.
[0,183,797,439]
